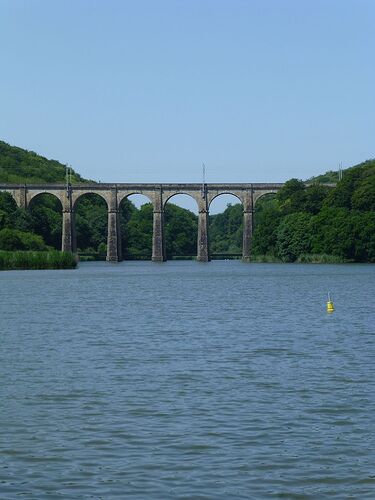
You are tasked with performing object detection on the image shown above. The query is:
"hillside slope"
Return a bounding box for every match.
[308,159,375,183]
[0,140,84,184]
[209,159,375,261]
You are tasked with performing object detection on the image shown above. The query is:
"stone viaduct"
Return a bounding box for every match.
[0,183,284,261]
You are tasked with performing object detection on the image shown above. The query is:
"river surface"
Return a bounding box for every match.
[1,261,375,499]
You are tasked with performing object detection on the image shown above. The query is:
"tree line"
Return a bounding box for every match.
[210,159,375,262]
[0,193,199,258]
[0,140,374,261]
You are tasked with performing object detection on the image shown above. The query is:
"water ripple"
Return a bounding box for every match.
[1,262,375,498]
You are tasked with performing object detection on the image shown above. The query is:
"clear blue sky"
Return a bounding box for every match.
[0,0,374,187]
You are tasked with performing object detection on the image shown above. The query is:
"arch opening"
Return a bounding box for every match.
[28,193,63,250]
[164,194,198,260]
[0,191,49,252]
[163,194,199,215]
[209,194,243,259]
[73,191,109,211]
[119,194,153,260]
[74,193,108,259]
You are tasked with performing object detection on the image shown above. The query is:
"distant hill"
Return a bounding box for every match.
[0,140,85,184]
[308,159,375,183]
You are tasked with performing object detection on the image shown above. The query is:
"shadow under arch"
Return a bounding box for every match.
[74,192,108,258]
[209,193,243,259]
[28,192,63,250]
[118,193,154,260]
[164,193,198,260]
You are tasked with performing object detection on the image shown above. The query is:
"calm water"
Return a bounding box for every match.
[1,261,375,499]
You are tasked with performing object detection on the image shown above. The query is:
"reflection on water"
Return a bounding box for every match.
[1,262,375,498]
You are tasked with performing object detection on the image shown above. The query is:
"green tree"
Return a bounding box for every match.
[29,195,62,249]
[165,203,197,257]
[125,203,153,257]
[303,184,331,214]
[325,160,375,210]
[310,208,375,262]
[276,212,313,262]
[351,173,375,211]
[276,178,306,213]
[0,192,36,241]
[0,228,46,251]
[252,196,281,256]
[75,194,107,252]
[210,203,243,254]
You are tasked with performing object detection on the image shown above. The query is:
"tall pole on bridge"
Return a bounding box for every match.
[338,162,343,181]
[202,162,206,199]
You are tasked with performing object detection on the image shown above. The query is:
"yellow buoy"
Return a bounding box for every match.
[326,292,335,313]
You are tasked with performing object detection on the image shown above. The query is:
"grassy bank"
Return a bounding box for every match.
[0,250,77,270]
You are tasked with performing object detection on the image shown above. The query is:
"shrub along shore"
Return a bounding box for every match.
[0,250,77,271]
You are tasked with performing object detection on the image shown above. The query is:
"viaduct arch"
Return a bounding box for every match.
[0,182,284,262]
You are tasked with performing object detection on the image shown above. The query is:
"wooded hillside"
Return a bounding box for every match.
[0,141,374,261]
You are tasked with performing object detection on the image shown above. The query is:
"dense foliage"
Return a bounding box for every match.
[253,160,375,262]
[204,160,375,262]
[0,141,374,262]
[165,203,197,258]
[308,170,340,183]
[209,204,243,254]
[73,196,198,258]
[0,140,84,184]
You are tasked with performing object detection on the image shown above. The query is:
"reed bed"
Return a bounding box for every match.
[250,254,345,263]
[0,251,77,270]
[296,254,345,263]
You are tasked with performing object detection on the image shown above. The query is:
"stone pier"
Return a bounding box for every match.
[242,210,253,261]
[62,209,75,253]
[241,191,254,262]
[151,189,165,262]
[197,208,210,262]
[152,210,165,262]
[61,187,75,253]
[106,188,121,262]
